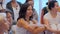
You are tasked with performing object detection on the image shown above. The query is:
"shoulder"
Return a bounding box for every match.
[18,18,25,23]
[44,12,49,19]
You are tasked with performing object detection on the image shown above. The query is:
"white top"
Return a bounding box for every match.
[12,3,20,22]
[44,12,60,30]
[44,12,60,24]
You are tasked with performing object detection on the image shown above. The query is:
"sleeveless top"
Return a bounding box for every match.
[44,12,60,25]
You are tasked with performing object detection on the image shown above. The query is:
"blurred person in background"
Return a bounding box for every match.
[6,0,22,25]
[0,9,13,34]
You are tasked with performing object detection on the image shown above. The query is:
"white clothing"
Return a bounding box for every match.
[12,3,20,22]
[44,12,60,34]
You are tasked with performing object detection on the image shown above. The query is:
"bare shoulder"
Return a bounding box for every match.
[18,18,25,22]
[17,18,25,27]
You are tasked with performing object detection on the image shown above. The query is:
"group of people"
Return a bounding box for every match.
[1,0,60,34]
[0,0,45,34]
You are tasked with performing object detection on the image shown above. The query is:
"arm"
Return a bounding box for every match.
[43,17,57,33]
[17,18,34,32]
[33,25,45,34]
[31,20,45,34]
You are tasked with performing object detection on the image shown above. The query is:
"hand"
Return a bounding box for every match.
[44,24,57,33]
[57,30,60,33]
[47,27,57,33]
[32,26,45,34]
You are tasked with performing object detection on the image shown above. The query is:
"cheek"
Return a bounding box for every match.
[26,11,30,14]
[26,10,33,15]
[54,7,58,10]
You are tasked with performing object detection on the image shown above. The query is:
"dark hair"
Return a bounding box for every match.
[25,0,33,3]
[17,3,33,21]
[46,0,56,5]
[48,1,57,10]
[46,2,48,5]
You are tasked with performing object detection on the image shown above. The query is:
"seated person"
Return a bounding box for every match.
[43,1,60,34]
[11,4,45,34]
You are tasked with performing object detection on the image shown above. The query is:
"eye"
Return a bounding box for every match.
[27,9,32,10]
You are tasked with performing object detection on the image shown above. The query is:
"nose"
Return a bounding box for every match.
[30,9,33,13]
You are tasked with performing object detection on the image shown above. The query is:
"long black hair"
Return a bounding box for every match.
[17,3,33,21]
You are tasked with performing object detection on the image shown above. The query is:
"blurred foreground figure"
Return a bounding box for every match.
[0,13,9,34]
[0,9,13,34]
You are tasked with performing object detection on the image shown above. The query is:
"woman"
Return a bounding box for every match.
[41,0,56,24]
[44,1,60,34]
[12,4,45,34]
[6,0,22,25]
[24,0,38,21]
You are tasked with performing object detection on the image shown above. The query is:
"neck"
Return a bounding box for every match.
[51,9,57,14]
[50,10,57,18]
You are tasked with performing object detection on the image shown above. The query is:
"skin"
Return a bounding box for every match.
[0,17,9,34]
